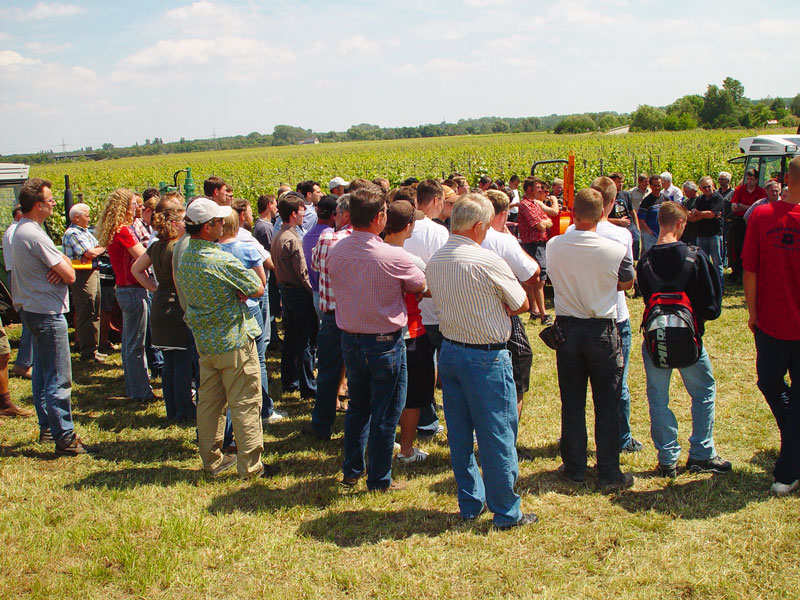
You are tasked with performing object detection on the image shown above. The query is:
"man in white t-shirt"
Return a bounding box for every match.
[482,190,539,419]
[547,188,635,492]
[403,179,449,437]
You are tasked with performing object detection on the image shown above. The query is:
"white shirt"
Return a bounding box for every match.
[403,217,448,325]
[509,188,520,214]
[546,229,630,320]
[566,221,632,323]
[2,221,17,271]
[236,227,271,262]
[481,227,538,282]
[664,184,684,204]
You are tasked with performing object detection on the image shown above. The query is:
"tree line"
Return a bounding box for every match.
[4,77,799,165]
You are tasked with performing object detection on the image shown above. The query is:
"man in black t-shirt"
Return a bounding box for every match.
[637,201,728,478]
[609,173,640,260]
[637,175,668,256]
[692,176,724,286]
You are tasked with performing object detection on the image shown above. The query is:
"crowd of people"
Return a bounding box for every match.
[2,156,799,528]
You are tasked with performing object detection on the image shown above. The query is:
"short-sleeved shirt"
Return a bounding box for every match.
[219,239,263,309]
[11,218,69,314]
[312,226,352,312]
[108,225,141,287]
[2,221,17,271]
[328,230,426,334]
[731,184,766,215]
[302,223,333,293]
[62,224,99,261]
[628,186,649,211]
[427,234,527,345]
[517,197,549,243]
[175,238,261,355]
[481,227,539,283]
[403,217,449,326]
[695,191,724,237]
[742,201,800,340]
[546,229,632,321]
[253,218,274,250]
[638,192,668,236]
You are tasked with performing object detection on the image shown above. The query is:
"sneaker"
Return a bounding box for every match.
[597,472,635,492]
[341,475,361,488]
[656,462,678,478]
[262,410,286,426]
[98,342,120,353]
[494,513,539,530]
[209,454,236,476]
[55,435,92,456]
[12,365,32,379]
[686,455,732,474]
[540,315,554,326]
[621,438,644,453]
[461,504,487,521]
[395,448,428,464]
[257,462,279,478]
[529,312,541,321]
[39,428,54,443]
[771,480,800,496]
[556,464,584,484]
[393,442,401,453]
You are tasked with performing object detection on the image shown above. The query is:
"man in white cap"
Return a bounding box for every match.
[175,198,268,479]
[328,177,349,197]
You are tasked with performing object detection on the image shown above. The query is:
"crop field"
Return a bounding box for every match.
[30,128,791,238]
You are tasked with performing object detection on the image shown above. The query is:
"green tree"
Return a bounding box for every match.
[492,119,510,133]
[700,85,736,127]
[791,93,800,117]
[554,114,598,134]
[630,105,666,131]
[272,124,311,145]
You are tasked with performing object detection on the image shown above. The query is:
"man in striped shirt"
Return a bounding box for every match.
[328,187,426,492]
[427,193,538,530]
[302,194,352,441]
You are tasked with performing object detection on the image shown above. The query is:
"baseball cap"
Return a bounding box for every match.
[386,200,424,233]
[328,176,349,190]
[185,198,232,225]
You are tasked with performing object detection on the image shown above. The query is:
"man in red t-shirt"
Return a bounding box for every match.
[742,156,800,496]
[729,168,765,283]
[517,177,553,324]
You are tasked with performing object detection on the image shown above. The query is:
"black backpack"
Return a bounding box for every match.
[640,247,701,369]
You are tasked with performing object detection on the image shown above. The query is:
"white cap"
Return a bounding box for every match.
[328,176,349,190]
[185,198,232,225]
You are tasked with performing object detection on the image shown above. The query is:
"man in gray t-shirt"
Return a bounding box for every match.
[12,178,90,456]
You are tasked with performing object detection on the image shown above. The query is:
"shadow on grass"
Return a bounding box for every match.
[0,442,64,460]
[610,468,772,519]
[298,508,455,546]
[749,448,778,472]
[207,477,341,514]
[89,437,197,462]
[517,440,560,461]
[67,465,198,490]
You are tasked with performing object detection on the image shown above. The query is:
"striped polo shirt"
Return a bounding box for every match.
[427,234,527,345]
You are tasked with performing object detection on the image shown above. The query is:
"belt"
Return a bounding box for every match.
[345,330,401,341]
[555,316,614,324]
[444,338,507,351]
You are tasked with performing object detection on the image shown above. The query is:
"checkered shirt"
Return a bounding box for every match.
[311,225,352,312]
[517,196,549,243]
[62,224,99,261]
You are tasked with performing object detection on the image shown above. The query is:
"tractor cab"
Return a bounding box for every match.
[530,154,575,237]
[729,134,800,186]
[0,163,30,320]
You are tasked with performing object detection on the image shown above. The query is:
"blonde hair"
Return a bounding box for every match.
[151,205,185,241]
[221,210,239,238]
[96,188,135,247]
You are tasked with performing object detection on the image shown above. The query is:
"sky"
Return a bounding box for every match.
[0,0,798,155]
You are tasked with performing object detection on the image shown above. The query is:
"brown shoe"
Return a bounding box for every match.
[55,435,92,456]
[209,454,236,476]
[0,400,34,418]
[12,365,32,379]
[341,475,361,488]
[39,428,54,443]
[378,480,407,492]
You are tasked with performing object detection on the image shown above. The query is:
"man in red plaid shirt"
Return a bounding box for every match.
[302,194,353,441]
[517,177,553,324]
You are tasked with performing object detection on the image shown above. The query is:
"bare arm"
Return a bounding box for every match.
[743,270,758,333]
[505,296,530,316]
[126,242,146,260]
[47,254,76,285]
[131,253,157,292]
[535,199,559,218]
[617,278,634,291]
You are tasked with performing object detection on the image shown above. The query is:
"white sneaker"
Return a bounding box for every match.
[395,448,429,464]
[263,411,286,426]
[771,480,799,496]
[393,442,401,453]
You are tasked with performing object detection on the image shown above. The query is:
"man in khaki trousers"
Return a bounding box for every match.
[175,198,267,478]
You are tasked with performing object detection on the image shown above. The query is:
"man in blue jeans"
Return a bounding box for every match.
[692,176,725,288]
[328,186,425,492]
[12,178,90,455]
[638,201,728,478]
[428,193,537,529]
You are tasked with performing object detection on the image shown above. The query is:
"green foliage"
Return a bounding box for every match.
[272,125,312,146]
[554,115,598,134]
[630,105,666,131]
[791,93,800,117]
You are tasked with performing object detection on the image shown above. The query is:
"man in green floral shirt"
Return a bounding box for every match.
[175,198,266,478]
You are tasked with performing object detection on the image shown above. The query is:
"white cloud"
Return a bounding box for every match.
[0,50,43,69]
[25,41,74,54]
[464,0,513,6]
[0,32,11,41]
[427,57,462,70]
[393,64,419,76]
[2,2,84,20]
[338,36,378,56]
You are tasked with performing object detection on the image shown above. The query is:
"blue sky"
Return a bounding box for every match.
[1,0,798,155]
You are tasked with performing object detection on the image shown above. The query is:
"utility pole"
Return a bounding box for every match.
[61,137,67,157]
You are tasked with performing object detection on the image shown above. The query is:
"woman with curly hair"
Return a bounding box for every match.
[131,196,195,422]
[96,188,156,402]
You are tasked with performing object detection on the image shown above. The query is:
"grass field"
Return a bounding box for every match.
[0,283,797,599]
